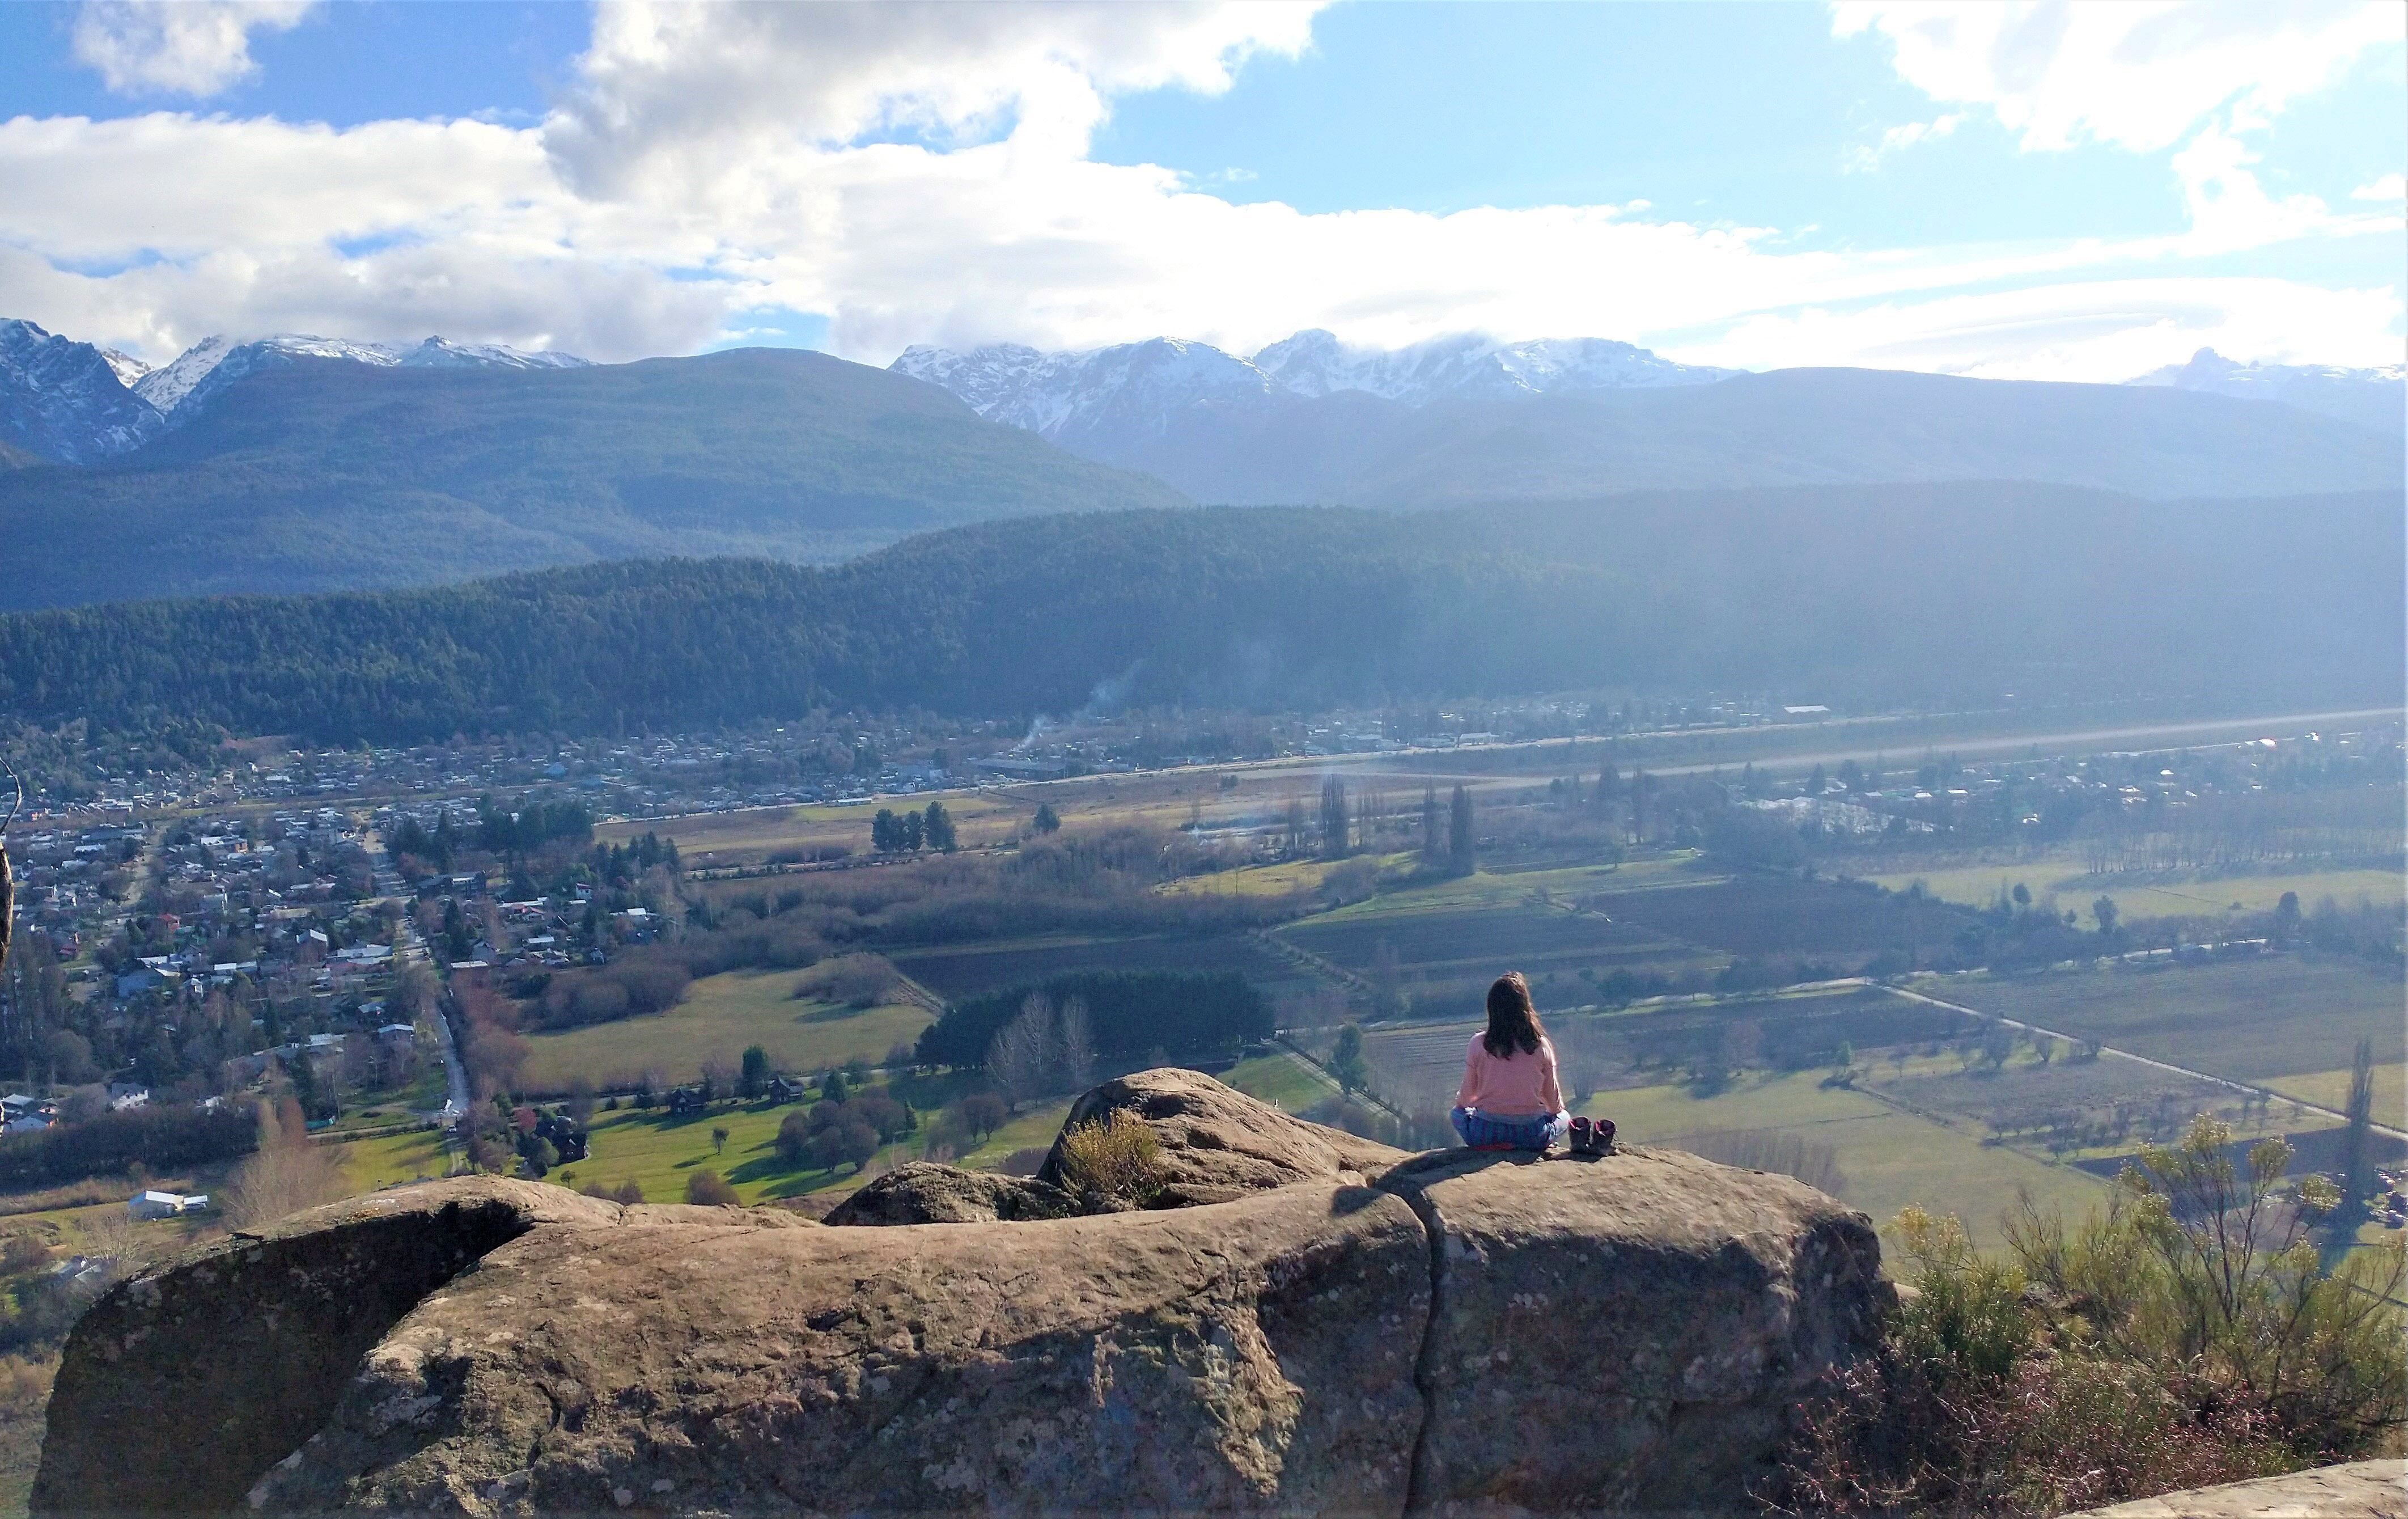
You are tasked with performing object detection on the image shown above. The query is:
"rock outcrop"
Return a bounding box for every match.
[1038,1067,1410,1204]
[2062,1460,2406,1518]
[33,1178,621,1516]
[821,1161,1079,1224]
[37,1073,1890,1517]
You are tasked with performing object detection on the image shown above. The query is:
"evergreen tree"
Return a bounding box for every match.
[2342,1037,2377,1216]
[1448,784,1475,874]
[898,809,924,851]
[1320,776,1349,858]
[922,801,957,852]
[871,808,898,853]
[1032,803,1061,834]
[1420,785,1441,864]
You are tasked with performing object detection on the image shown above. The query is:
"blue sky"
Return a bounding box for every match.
[0,1,2398,378]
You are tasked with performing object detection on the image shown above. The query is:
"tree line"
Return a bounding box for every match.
[2,485,2394,743]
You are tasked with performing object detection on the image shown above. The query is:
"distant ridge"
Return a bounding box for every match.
[896,335,2402,505]
[0,348,1186,608]
[2126,347,2404,437]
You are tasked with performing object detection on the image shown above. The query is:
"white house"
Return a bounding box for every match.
[127,1190,209,1220]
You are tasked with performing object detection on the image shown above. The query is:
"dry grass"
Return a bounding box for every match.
[1053,1111,1165,1203]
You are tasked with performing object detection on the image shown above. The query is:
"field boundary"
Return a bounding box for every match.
[1878,980,2408,1143]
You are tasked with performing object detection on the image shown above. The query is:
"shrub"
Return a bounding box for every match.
[1772,1118,2407,1517]
[1053,1111,1165,1204]
[684,1169,738,1206]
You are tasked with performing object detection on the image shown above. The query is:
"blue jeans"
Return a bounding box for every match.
[1451,1106,1570,1150]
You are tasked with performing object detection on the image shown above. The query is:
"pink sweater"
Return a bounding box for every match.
[1455,1034,1564,1116]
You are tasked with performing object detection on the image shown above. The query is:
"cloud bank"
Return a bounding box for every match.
[5,0,2398,380]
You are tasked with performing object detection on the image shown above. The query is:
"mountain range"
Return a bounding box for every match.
[0,346,1180,610]
[0,314,2397,611]
[892,331,2404,505]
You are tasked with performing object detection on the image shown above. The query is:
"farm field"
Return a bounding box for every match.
[891,932,1311,1004]
[1860,857,2403,928]
[1595,875,1974,966]
[1584,1068,2110,1250]
[2262,1064,2408,1131]
[1935,956,2407,1090]
[1280,900,1711,1017]
[1221,1051,1333,1112]
[597,792,1028,866]
[519,969,934,1091]
[342,1126,456,1190]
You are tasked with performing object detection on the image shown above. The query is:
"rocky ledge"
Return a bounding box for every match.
[36,1070,1890,1517]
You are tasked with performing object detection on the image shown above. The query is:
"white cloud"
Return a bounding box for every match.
[546,1,1318,195]
[1832,0,2399,153]
[1667,276,2404,382]
[2353,173,2407,202]
[72,0,316,98]
[1843,112,1961,172]
[0,0,2396,379]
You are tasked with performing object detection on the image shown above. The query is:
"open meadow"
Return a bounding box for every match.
[519,969,935,1091]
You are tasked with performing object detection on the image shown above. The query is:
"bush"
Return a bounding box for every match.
[684,1169,739,1206]
[1773,1118,2407,1517]
[1053,1111,1165,1204]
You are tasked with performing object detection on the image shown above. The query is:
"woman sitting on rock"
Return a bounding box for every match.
[1451,971,1571,1152]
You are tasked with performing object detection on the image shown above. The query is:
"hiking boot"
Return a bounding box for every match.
[1568,1116,1594,1155]
[1592,1118,1616,1154]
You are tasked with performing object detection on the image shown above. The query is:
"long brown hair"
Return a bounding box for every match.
[1482,972,1545,1058]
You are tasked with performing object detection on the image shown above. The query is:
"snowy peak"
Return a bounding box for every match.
[2127,348,2404,436]
[893,328,1736,442]
[0,319,163,464]
[397,336,592,371]
[134,332,591,417]
[1254,329,1733,403]
[897,337,1277,441]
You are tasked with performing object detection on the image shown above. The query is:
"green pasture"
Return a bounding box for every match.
[1587,1067,2109,1251]
[2262,1064,2408,1131]
[519,969,934,1091]
[1221,1051,1333,1112]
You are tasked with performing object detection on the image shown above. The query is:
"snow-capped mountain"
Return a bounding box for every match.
[892,328,1735,445]
[893,337,1281,444]
[135,333,591,418]
[1253,330,1735,404]
[2127,348,2404,437]
[0,319,164,464]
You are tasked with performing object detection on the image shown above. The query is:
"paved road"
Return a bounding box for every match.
[1884,980,2408,1144]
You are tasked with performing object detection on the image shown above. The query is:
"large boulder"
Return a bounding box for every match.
[243,1181,1432,1517]
[1039,1067,1409,1204]
[1375,1144,1892,1515]
[822,1161,1080,1224]
[34,1178,621,1516]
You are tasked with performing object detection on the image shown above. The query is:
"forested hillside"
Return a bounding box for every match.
[0,349,1185,609]
[0,484,2396,742]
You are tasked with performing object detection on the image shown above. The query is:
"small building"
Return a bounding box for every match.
[666,1089,706,1116]
[126,1190,209,1220]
